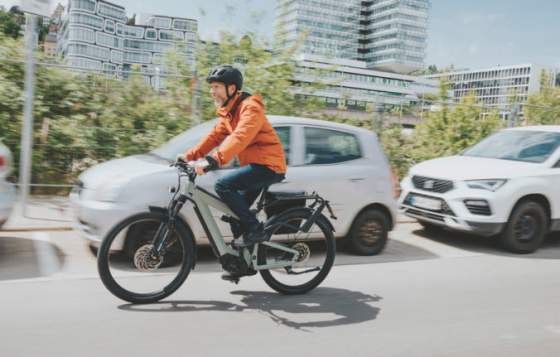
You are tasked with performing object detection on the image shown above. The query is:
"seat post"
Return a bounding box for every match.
[256,185,270,211]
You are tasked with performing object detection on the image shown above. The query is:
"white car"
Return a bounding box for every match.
[0,141,16,229]
[70,116,399,257]
[399,126,560,253]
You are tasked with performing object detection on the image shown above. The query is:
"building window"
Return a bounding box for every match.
[123,39,172,53]
[96,32,122,49]
[67,56,102,70]
[104,20,115,34]
[67,43,110,61]
[111,50,123,64]
[159,30,175,41]
[124,38,152,51]
[184,32,196,42]
[97,2,126,22]
[70,0,96,13]
[145,29,157,40]
[148,17,172,29]
[152,53,164,64]
[124,51,151,64]
[70,12,104,30]
[123,25,144,38]
[103,62,117,76]
[173,19,196,31]
[68,26,95,43]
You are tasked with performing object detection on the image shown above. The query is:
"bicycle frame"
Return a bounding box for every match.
[172,170,301,271]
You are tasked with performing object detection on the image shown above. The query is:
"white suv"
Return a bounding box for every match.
[399,126,560,253]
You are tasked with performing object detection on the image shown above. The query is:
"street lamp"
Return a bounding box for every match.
[18,0,52,215]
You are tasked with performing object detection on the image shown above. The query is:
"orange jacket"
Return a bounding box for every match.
[185,92,287,174]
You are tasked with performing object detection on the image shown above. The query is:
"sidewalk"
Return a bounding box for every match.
[2,196,415,231]
[2,196,74,232]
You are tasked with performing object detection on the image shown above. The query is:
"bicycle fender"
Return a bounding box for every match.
[265,207,335,233]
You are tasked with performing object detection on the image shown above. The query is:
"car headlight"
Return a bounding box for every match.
[95,179,128,202]
[465,179,507,192]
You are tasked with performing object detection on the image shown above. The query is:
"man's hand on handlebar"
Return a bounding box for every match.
[174,154,219,176]
[176,153,187,162]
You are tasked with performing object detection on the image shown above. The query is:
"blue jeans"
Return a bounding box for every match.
[215,164,285,236]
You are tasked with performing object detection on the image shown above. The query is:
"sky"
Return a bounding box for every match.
[2,0,559,70]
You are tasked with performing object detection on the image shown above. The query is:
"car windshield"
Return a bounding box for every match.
[151,120,217,161]
[462,130,560,163]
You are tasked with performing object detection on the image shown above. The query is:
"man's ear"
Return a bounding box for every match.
[227,84,237,96]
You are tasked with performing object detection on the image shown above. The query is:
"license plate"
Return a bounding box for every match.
[411,195,441,211]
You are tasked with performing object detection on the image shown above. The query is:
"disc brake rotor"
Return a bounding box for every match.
[133,244,163,272]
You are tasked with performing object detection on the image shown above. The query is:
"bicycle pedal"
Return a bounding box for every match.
[221,274,241,284]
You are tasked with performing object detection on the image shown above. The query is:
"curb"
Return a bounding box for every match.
[1,219,419,233]
[1,227,74,233]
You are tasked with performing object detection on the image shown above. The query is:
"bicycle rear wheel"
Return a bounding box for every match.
[258,209,335,295]
[97,211,195,304]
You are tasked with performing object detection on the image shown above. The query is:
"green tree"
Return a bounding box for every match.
[0,28,325,190]
[525,70,560,125]
[0,33,193,190]
[378,80,502,179]
[0,7,22,38]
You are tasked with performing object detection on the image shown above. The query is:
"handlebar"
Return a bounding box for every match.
[171,158,213,175]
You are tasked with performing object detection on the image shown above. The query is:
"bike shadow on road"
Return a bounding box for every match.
[413,228,560,259]
[0,236,65,281]
[118,287,382,331]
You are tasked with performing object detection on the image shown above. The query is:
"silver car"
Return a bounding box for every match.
[69,116,398,256]
[0,141,16,228]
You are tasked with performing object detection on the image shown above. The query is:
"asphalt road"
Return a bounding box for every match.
[1,223,559,357]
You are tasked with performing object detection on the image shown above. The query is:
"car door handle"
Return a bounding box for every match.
[349,178,366,182]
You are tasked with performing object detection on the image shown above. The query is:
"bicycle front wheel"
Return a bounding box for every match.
[258,209,335,295]
[97,211,195,304]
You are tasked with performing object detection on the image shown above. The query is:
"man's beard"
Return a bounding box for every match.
[213,98,224,107]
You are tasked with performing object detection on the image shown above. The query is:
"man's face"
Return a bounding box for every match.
[209,82,236,107]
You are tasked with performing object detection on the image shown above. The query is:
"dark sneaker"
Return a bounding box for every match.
[221,269,257,283]
[232,223,268,248]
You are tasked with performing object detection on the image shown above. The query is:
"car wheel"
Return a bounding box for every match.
[348,209,389,256]
[500,201,547,254]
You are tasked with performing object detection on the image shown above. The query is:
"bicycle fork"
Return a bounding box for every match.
[151,195,187,256]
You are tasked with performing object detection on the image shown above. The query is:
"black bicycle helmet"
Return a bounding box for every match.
[206,65,243,91]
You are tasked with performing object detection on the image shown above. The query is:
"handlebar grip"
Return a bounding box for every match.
[204,155,219,172]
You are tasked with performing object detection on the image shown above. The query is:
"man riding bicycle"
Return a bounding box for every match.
[178,65,287,249]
